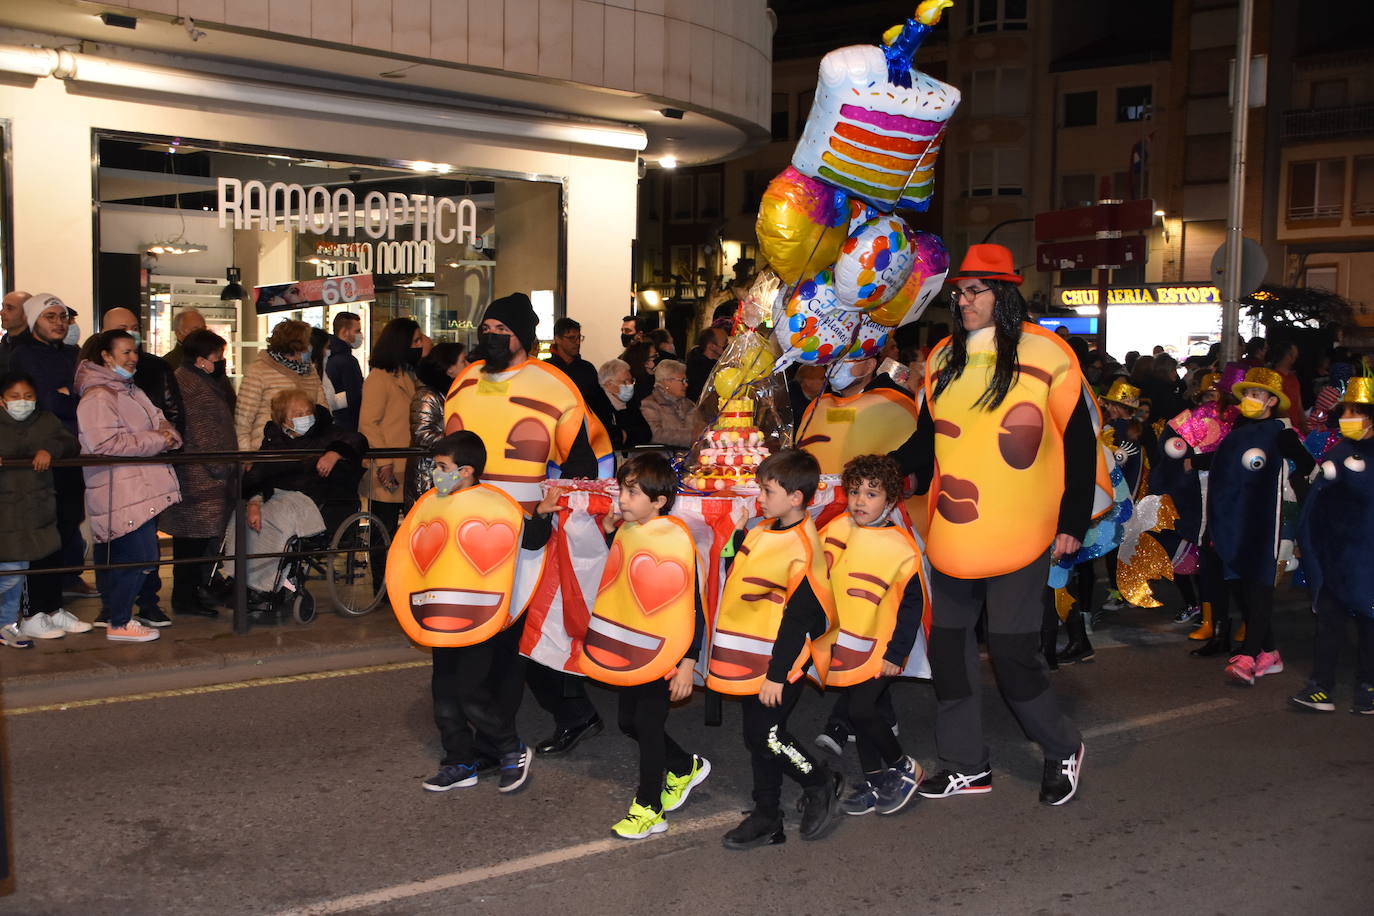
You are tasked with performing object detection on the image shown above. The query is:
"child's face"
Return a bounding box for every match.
[432,455,475,483]
[757,477,802,520]
[3,381,36,402]
[846,477,893,527]
[618,477,666,524]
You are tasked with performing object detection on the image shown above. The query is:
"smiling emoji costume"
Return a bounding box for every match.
[387,483,529,647]
[706,515,837,695]
[820,513,930,685]
[796,387,921,475]
[580,515,699,687]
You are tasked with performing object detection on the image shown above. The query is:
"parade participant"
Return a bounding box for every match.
[581,453,710,839]
[794,356,921,475]
[444,293,614,757]
[707,448,842,849]
[890,244,1095,806]
[1200,367,1314,686]
[388,431,560,794]
[823,455,928,817]
[1087,379,1144,624]
[1291,377,1374,715]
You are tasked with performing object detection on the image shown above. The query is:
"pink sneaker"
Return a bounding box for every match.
[1254,650,1284,678]
[1225,654,1256,686]
[107,620,160,643]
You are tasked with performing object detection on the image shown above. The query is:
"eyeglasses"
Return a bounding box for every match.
[950,286,992,302]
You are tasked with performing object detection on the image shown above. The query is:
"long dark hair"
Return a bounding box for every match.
[931,281,1026,410]
[415,342,466,393]
[370,317,420,374]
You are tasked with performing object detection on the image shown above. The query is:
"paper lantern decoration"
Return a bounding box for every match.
[833,216,917,311]
[790,7,960,212]
[756,168,852,287]
[865,230,950,327]
[774,268,861,370]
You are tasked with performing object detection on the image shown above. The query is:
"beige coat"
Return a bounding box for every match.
[234,351,325,451]
[640,388,704,448]
[358,369,417,504]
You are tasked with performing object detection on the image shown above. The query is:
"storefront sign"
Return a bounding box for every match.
[1056,284,1221,307]
[253,273,376,314]
[308,240,435,277]
[218,178,479,244]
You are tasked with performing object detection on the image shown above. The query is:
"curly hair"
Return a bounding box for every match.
[840,454,904,506]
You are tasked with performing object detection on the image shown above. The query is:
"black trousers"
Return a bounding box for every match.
[848,677,903,774]
[824,683,896,731]
[928,553,1082,773]
[1200,546,1230,631]
[431,621,527,766]
[740,682,828,814]
[525,661,599,729]
[370,500,402,592]
[170,536,213,605]
[1175,573,1198,608]
[1311,591,1374,691]
[617,678,692,810]
[1234,578,1277,658]
[25,547,63,614]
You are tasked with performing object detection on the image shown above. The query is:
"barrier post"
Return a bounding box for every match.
[232,463,250,635]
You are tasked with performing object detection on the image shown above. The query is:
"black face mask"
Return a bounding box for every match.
[406,346,423,367]
[479,332,514,373]
[212,359,227,376]
[620,333,635,348]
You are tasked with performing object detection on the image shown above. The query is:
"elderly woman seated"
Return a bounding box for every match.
[598,357,651,450]
[638,359,703,448]
[222,388,367,616]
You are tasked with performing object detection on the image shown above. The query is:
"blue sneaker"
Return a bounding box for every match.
[1354,683,1374,716]
[874,756,923,815]
[498,743,532,793]
[840,781,878,816]
[422,763,479,792]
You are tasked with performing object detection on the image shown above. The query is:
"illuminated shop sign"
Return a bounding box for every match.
[217,178,479,243]
[1057,285,1222,307]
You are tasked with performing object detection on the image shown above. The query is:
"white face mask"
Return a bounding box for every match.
[5,398,36,421]
[64,322,81,346]
[827,360,868,393]
[290,415,316,436]
[617,383,635,402]
[348,334,363,350]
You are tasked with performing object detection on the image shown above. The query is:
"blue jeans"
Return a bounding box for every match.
[101,521,159,628]
[0,561,27,628]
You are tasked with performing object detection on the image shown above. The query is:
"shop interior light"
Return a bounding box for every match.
[146,239,207,255]
[1153,209,1166,217]
[659,156,678,169]
[220,266,246,301]
[1073,305,1102,316]
[410,161,452,174]
[639,289,663,308]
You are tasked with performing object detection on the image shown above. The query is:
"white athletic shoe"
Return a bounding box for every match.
[48,608,93,634]
[19,612,66,640]
[1,623,34,648]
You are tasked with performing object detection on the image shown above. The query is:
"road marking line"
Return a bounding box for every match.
[1,660,429,717]
[272,810,742,916]
[1080,698,1241,739]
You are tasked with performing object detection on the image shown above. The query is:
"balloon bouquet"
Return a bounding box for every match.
[687,1,961,491]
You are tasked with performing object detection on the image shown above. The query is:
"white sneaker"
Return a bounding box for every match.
[19,612,66,640]
[106,620,160,643]
[1,623,33,648]
[48,608,93,634]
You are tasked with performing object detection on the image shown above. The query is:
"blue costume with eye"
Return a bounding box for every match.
[1298,437,1374,616]
[1150,426,1203,544]
[1207,418,1287,584]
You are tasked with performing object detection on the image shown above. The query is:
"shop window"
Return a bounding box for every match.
[1117,86,1152,122]
[970,0,1027,33]
[970,68,1028,117]
[1060,173,1096,208]
[1063,91,1097,128]
[1352,156,1374,217]
[743,170,772,215]
[1310,79,1347,109]
[1288,159,1346,220]
[771,93,790,141]
[1303,266,1338,292]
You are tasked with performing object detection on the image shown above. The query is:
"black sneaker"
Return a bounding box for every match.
[422,763,479,792]
[1289,681,1336,713]
[814,722,850,756]
[135,607,172,628]
[1040,743,1085,806]
[918,767,992,798]
[1353,683,1374,716]
[798,769,843,841]
[1058,639,1094,664]
[498,744,532,794]
[721,808,785,850]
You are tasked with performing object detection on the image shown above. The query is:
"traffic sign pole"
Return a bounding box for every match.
[1221,0,1254,365]
[1096,267,1110,353]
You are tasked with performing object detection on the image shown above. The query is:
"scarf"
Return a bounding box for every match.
[270,350,314,376]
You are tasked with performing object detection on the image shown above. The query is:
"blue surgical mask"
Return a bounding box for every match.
[128,330,142,350]
[290,415,315,435]
[432,467,465,497]
[64,322,81,346]
[617,383,635,402]
[113,365,134,380]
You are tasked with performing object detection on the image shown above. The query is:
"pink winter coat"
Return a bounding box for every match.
[75,361,182,543]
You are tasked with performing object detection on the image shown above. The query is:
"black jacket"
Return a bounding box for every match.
[545,352,617,436]
[10,336,79,432]
[134,349,184,434]
[242,406,369,505]
[323,336,364,431]
[685,347,716,403]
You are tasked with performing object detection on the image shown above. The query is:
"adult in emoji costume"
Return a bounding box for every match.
[794,355,920,475]
[444,292,613,757]
[890,244,1098,807]
[1291,376,1374,715]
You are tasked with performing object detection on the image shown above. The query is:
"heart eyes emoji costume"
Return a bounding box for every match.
[819,514,931,686]
[706,515,837,696]
[578,515,700,687]
[386,483,536,648]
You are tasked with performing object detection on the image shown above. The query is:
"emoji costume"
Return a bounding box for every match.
[795,384,921,475]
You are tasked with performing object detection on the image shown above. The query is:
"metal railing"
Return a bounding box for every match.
[1281,104,1374,141]
[1,446,423,636]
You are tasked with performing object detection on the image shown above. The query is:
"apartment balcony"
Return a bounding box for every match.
[1282,104,1374,142]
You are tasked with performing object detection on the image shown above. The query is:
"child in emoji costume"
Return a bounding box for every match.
[387,432,557,795]
[709,449,843,849]
[890,245,1093,807]
[822,455,929,817]
[1291,376,1374,715]
[1198,367,1314,686]
[580,453,711,839]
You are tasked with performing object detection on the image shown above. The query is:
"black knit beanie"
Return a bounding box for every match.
[482,292,539,354]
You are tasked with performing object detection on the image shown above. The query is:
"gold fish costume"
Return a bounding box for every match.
[923,323,1113,579]
[706,516,837,696]
[386,484,528,648]
[820,514,930,685]
[444,358,613,509]
[579,515,699,687]
[795,387,921,475]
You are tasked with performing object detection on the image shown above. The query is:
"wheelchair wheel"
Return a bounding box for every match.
[328,511,392,617]
[291,589,316,625]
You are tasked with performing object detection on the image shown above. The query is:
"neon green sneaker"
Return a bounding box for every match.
[611,800,667,840]
[661,754,712,813]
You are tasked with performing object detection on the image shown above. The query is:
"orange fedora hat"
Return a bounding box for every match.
[949,243,1023,285]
